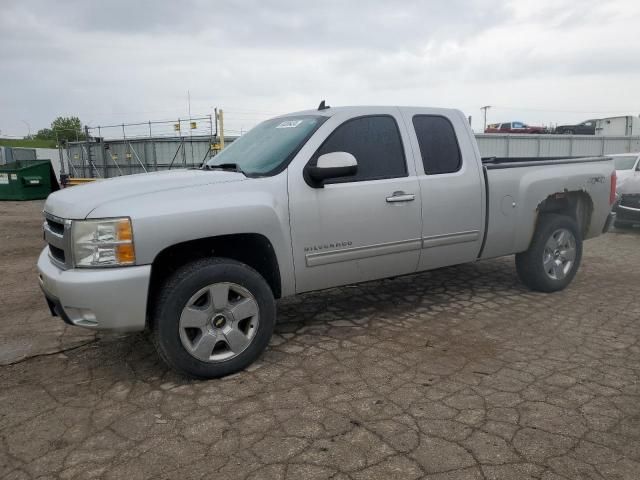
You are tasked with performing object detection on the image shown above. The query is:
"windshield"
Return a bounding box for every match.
[206,115,326,175]
[613,156,638,170]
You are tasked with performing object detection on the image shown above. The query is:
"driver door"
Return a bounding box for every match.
[287,109,423,293]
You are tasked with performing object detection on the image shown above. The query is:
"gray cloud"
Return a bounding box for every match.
[0,0,639,137]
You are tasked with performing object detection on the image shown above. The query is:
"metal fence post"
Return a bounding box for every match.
[569,135,573,157]
[100,138,108,178]
[84,126,92,177]
[58,145,65,176]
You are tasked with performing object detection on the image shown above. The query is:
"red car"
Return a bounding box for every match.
[485,121,546,134]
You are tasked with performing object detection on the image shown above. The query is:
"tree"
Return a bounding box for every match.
[36,116,86,142]
[52,116,85,142]
[35,128,55,140]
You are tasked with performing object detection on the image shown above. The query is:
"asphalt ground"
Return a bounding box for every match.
[1,200,639,479]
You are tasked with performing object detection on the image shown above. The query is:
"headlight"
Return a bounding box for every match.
[71,218,136,267]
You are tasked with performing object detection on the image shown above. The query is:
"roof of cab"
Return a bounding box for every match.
[277,105,464,119]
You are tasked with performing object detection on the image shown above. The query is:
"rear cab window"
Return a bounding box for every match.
[412,115,462,175]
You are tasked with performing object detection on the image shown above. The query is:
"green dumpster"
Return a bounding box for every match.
[0,160,60,200]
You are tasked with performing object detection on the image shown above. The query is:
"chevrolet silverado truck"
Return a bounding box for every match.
[38,105,617,378]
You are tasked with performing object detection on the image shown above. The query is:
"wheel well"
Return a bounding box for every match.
[536,191,593,238]
[147,234,282,323]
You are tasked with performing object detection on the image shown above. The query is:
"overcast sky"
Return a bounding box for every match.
[1,0,639,137]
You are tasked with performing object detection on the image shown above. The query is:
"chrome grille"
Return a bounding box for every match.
[620,194,640,209]
[43,212,71,269]
[45,216,65,235]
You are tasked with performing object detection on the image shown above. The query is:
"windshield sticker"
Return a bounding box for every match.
[276,120,303,129]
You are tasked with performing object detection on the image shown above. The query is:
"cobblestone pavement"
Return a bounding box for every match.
[1,201,640,479]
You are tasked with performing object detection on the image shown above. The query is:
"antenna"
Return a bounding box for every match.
[318,100,330,111]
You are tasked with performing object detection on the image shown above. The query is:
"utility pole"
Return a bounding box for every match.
[480,106,491,132]
[217,109,225,149]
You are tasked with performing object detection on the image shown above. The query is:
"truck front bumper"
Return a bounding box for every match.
[37,247,151,332]
[613,205,640,226]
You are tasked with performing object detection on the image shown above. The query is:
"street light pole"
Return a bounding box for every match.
[21,120,31,138]
[480,106,491,132]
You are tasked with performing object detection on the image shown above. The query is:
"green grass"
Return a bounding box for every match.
[0,138,57,149]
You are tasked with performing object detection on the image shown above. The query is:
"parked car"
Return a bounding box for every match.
[613,176,640,228]
[555,119,597,135]
[485,121,546,134]
[610,153,640,228]
[39,105,616,378]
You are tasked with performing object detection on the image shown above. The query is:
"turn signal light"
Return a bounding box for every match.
[610,171,617,205]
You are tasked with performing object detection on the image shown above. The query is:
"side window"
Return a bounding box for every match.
[312,115,407,182]
[500,123,511,129]
[412,115,462,175]
[512,122,524,128]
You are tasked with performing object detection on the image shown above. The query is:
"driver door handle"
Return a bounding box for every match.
[386,191,415,203]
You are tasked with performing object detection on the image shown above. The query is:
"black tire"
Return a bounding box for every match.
[515,214,583,292]
[151,257,276,379]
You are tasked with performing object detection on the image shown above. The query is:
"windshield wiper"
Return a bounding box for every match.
[203,163,245,174]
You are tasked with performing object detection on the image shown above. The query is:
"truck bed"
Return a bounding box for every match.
[479,155,614,260]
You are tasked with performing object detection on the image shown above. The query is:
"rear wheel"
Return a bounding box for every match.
[152,257,276,378]
[515,214,582,292]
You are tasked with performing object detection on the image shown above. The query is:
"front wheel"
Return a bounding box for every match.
[152,258,276,379]
[515,214,583,292]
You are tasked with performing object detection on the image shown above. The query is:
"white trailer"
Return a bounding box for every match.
[596,116,640,136]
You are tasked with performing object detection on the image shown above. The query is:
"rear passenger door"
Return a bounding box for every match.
[287,109,422,293]
[401,109,485,271]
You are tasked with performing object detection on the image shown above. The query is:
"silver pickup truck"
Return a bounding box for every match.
[38,105,617,378]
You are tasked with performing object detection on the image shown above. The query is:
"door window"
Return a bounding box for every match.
[412,115,462,175]
[311,115,407,183]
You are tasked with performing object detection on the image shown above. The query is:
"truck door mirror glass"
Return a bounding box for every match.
[305,152,358,187]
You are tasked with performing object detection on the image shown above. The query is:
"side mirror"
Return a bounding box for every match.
[305,152,358,187]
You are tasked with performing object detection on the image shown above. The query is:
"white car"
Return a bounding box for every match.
[610,153,640,190]
[609,153,640,228]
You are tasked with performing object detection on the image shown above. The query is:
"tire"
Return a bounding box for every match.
[151,257,276,379]
[515,214,583,292]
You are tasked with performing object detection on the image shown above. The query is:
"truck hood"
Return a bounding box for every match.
[44,169,246,219]
[618,174,640,195]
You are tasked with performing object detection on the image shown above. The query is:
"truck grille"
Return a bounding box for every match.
[45,216,65,235]
[43,212,71,269]
[620,194,640,209]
